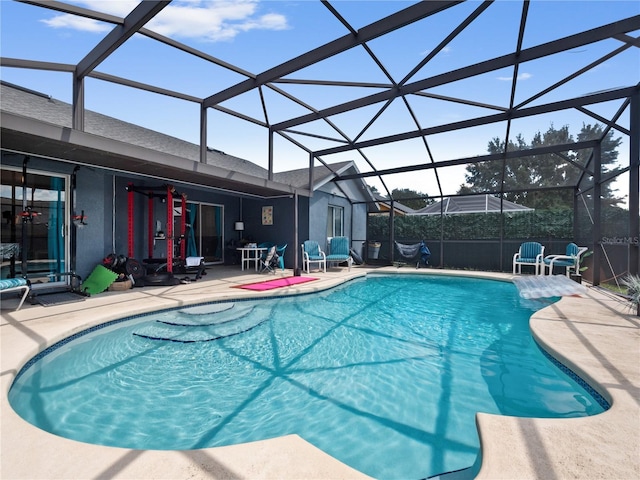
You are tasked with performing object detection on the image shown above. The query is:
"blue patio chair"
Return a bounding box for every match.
[542,243,588,276]
[395,241,430,268]
[276,244,287,270]
[301,240,326,274]
[326,236,353,271]
[513,242,545,275]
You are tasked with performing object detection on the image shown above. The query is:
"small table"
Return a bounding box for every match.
[237,247,267,271]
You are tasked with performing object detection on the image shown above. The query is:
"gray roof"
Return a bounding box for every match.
[1,82,269,178]
[413,194,533,215]
[1,82,369,198]
[274,161,354,189]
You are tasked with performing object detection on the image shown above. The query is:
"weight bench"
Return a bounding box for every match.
[143,256,206,283]
[0,278,31,311]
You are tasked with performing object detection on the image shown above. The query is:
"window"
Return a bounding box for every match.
[327,205,344,237]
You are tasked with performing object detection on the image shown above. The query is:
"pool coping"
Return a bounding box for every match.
[1,266,639,479]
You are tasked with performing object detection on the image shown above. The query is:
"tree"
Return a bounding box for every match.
[576,123,623,208]
[391,188,430,210]
[366,185,431,210]
[458,123,623,209]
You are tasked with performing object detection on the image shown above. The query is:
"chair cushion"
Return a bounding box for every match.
[326,255,349,261]
[329,237,349,255]
[544,258,575,267]
[304,241,320,256]
[517,257,539,263]
[0,278,28,290]
[520,242,542,258]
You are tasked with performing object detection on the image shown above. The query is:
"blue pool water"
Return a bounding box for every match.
[9,275,607,479]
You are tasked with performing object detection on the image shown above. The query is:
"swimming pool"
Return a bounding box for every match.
[9,274,607,479]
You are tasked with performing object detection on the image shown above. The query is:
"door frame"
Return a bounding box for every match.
[1,164,71,289]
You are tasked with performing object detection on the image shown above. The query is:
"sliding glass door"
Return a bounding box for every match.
[199,204,223,263]
[1,166,69,286]
[173,200,223,264]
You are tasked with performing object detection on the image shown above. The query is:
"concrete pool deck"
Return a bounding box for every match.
[1,266,638,479]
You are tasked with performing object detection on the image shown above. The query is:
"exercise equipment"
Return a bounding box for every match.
[80,265,119,295]
[126,183,205,285]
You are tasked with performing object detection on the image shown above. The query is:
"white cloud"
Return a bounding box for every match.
[75,1,139,16]
[39,0,288,41]
[41,14,111,33]
[497,72,532,82]
[40,0,137,31]
[420,45,452,57]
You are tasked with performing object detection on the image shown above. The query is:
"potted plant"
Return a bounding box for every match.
[622,274,640,316]
[570,250,593,284]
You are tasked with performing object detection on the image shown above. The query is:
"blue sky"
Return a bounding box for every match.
[1,0,638,199]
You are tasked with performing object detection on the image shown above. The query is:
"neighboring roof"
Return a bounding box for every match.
[371,193,416,215]
[0,82,308,198]
[413,194,534,215]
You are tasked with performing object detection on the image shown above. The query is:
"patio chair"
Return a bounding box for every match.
[276,244,287,270]
[301,240,326,274]
[542,243,588,276]
[259,246,278,274]
[512,242,545,275]
[0,277,31,311]
[326,236,353,271]
[258,242,275,261]
[395,241,430,268]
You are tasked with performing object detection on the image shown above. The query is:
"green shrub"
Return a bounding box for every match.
[368,209,573,241]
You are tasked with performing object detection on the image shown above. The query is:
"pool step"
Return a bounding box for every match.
[133,305,267,343]
[178,302,235,315]
[157,305,254,326]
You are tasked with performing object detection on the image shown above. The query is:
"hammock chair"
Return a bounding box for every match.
[394,241,431,268]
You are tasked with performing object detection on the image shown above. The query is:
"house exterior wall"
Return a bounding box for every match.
[317,175,369,257]
[79,167,112,280]
[234,195,307,269]
[2,154,344,279]
[309,187,367,255]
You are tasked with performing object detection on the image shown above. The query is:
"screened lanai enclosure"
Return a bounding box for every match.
[1,0,638,289]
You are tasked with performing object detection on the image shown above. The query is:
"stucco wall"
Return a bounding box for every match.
[2,153,367,277]
[309,190,367,255]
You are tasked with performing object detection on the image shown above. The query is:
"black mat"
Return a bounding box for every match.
[35,292,86,307]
